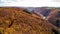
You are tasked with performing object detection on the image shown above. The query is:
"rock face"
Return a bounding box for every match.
[47,9,60,27]
[0,7,57,34]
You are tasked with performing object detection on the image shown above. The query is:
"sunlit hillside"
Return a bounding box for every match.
[0,7,58,34]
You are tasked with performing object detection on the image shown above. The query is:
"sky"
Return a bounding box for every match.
[0,0,60,7]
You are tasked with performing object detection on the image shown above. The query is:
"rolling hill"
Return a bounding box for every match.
[0,7,57,34]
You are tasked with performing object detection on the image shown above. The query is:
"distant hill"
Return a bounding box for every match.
[47,9,60,27]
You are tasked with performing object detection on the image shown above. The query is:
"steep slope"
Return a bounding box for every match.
[47,9,60,27]
[0,7,57,34]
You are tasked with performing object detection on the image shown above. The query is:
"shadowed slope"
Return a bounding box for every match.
[47,9,60,27]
